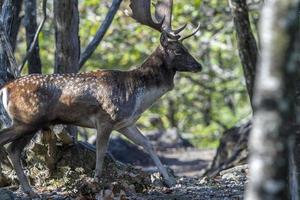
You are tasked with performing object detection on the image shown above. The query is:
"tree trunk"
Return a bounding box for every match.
[245,0,300,199]
[229,0,258,106]
[54,0,80,73]
[0,0,22,128]
[204,121,251,177]
[24,0,42,74]
[0,0,22,51]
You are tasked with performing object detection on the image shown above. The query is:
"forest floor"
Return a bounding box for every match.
[0,132,247,200]
[128,147,247,200]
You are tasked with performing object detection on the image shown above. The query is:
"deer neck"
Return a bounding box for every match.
[126,47,176,114]
[135,46,176,91]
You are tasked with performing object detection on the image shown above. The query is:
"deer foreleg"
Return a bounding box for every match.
[119,125,176,187]
[94,123,112,182]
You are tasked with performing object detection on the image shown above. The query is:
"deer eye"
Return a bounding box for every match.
[174,50,181,55]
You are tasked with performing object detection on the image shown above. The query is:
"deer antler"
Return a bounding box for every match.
[154,0,172,31]
[129,0,182,39]
[179,23,201,41]
[129,0,164,32]
[129,0,200,41]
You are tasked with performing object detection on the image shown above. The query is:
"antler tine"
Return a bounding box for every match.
[179,23,201,41]
[129,0,163,32]
[173,23,187,34]
[155,0,182,40]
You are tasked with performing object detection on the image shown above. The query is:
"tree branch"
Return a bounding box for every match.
[79,0,123,69]
[19,0,47,73]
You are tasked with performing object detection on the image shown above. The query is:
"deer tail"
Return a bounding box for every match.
[0,87,9,113]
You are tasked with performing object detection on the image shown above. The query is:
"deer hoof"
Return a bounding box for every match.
[164,177,176,188]
[24,189,39,198]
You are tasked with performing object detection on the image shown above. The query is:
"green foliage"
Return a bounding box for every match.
[14,0,256,148]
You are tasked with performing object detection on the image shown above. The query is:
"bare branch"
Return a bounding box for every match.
[18,0,47,73]
[79,0,123,69]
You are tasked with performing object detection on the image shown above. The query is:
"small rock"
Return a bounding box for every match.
[199,177,208,185]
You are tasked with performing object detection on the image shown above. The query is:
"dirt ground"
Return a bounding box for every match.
[156,148,215,177]
[131,147,247,200]
[0,147,247,200]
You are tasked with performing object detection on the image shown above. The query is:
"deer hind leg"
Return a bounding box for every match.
[0,126,25,146]
[0,146,7,182]
[94,122,112,181]
[0,126,23,177]
[119,125,176,187]
[6,133,36,196]
[0,125,37,196]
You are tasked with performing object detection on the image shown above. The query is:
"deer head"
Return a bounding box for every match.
[129,0,202,72]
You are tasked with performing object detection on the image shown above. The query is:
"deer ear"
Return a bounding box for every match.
[160,32,169,48]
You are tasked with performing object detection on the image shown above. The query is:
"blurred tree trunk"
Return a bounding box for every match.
[229,0,258,106]
[245,0,300,199]
[24,0,42,74]
[53,0,80,140]
[289,29,300,200]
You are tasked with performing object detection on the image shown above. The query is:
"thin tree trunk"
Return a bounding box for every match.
[229,0,258,107]
[24,0,42,74]
[205,0,259,175]
[245,0,300,199]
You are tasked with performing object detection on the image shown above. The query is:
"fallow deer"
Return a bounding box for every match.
[0,0,202,196]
